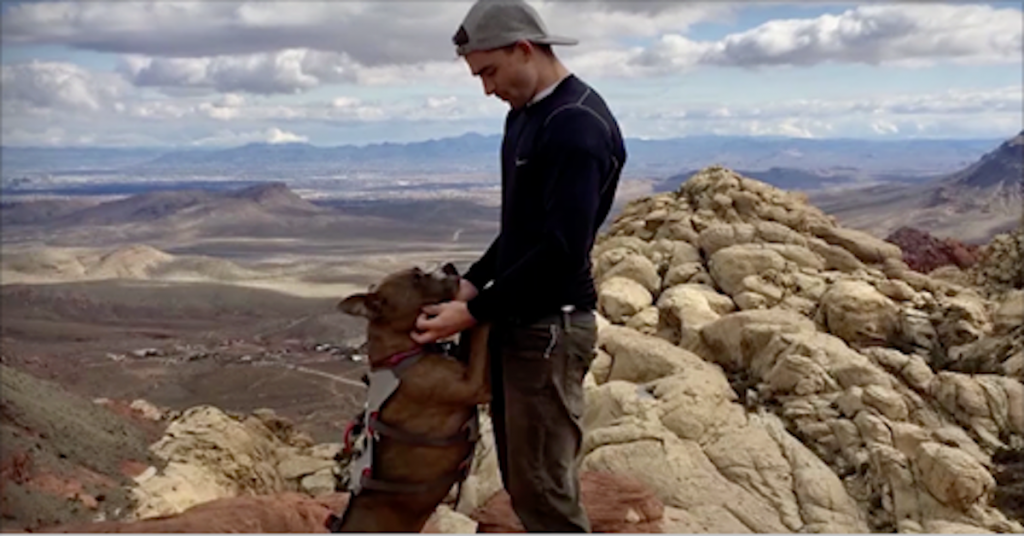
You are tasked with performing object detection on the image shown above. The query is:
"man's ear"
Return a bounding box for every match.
[337,293,379,318]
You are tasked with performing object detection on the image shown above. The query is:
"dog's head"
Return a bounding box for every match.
[337,262,461,328]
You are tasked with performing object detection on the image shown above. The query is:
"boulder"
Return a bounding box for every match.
[472,472,664,533]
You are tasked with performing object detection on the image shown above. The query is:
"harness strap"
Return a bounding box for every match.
[338,345,482,501]
[358,458,472,495]
[368,412,480,447]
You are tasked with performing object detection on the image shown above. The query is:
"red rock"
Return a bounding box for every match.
[472,471,664,533]
[77,493,99,510]
[35,473,664,534]
[885,227,980,274]
[27,473,84,499]
[118,460,149,479]
[0,450,32,485]
[43,492,351,533]
[39,492,473,534]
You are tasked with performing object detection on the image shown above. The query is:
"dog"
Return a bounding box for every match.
[326,263,491,532]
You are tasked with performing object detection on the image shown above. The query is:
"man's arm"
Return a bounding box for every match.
[466,110,610,322]
[462,232,501,293]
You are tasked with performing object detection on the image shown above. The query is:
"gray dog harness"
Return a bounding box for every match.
[341,347,480,497]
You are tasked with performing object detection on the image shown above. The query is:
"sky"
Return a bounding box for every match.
[1,1,1022,148]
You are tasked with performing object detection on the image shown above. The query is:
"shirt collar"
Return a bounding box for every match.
[527,74,569,107]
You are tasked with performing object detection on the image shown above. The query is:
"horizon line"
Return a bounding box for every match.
[1,130,1016,152]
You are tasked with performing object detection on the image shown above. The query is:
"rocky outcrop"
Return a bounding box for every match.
[46,493,349,533]
[0,366,160,532]
[45,492,478,533]
[993,448,1024,525]
[885,227,979,274]
[970,226,1024,296]
[589,166,1024,533]
[472,471,664,533]
[129,406,342,519]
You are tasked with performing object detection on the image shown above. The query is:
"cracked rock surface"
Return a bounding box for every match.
[586,166,1023,533]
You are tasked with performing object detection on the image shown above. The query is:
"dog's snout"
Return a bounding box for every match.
[441,263,459,277]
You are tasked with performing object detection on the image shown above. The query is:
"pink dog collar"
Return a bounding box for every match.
[381,346,423,368]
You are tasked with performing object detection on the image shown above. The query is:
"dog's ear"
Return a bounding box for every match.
[337,293,380,318]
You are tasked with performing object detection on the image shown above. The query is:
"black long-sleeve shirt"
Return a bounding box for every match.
[463,74,626,323]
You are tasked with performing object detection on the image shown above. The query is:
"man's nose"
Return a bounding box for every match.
[482,79,495,96]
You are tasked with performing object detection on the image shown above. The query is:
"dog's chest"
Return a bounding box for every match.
[344,364,406,494]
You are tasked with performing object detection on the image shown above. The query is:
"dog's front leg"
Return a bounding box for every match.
[409,323,491,406]
[462,322,491,404]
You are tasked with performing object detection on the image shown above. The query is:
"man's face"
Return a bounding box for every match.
[464,43,538,109]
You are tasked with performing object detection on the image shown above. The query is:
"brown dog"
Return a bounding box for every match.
[328,263,490,532]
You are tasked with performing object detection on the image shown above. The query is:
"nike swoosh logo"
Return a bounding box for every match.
[515,158,529,166]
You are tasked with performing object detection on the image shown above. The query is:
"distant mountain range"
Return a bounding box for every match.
[1,133,1006,179]
[812,130,1023,244]
[0,181,500,249]
[4,131,1019,247]
[2,182,319,228]
[935,131,1023,191]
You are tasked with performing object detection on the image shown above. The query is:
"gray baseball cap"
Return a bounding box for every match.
[452,0,578,56]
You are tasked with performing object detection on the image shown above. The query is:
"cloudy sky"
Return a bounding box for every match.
[2,1,1021,147]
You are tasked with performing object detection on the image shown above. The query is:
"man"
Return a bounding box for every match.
[411,0,626,531]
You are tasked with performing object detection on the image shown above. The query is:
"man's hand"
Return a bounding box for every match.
[412,300,477,344]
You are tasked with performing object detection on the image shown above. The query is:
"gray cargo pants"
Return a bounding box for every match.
[488,309,596,533]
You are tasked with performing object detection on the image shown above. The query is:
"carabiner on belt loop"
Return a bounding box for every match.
[561,304,575,334]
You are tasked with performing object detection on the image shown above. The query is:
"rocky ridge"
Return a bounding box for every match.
[585,166,1023,533]
[970,226,1024,297]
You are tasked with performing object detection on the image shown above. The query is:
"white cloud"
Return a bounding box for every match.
[265,127,309,144]
[628,87,1024,122]
[1,125,170,147]
[872,121,900,135]
[3,3,1020,147]
[634,4,1022,71]
[617,85,1023,140]
[1,61,128,113]
[116,49,475,94]
[190,127,309,147]
[426,96,457,109]
[535,2,735,50]
[1,1,730,67]
[8,2,1015,104]
[740,118,831,138]
[1,126,69,147]
[118,49,360,95]
[2,2,456,65]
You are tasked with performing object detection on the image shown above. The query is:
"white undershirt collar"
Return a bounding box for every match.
[527,74,569,107]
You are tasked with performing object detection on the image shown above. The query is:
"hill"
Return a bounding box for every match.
[0,182,491,249]
[0,365,163,531]
[652,166,896,194]
[812,130,1023,244]
[38,182,324,228]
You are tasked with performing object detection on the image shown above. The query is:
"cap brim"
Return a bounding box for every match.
[533,35,578,46]
[455,34,579,56]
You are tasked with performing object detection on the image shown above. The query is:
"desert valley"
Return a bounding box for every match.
[0,126,1021,533]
